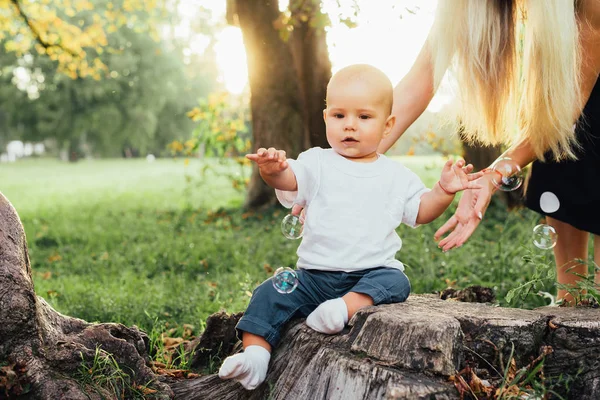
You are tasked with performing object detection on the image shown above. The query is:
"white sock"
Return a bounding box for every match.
[218,345,271,390]
[306,297,349,334]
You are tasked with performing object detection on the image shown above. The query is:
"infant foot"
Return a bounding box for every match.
[218,345,270,390]
[306,297,348,334]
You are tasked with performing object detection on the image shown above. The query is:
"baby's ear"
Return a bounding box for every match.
[322,109,327,122]
[383,115,396,136]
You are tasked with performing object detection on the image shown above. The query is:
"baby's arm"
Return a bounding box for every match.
[246,147,297,191]
[416,159,483,224]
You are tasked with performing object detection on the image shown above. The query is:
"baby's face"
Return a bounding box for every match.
[324,79,393,163]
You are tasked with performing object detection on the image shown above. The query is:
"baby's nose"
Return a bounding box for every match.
[344,116,357,130]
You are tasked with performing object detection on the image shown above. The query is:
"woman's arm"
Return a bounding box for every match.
[378,40,436,154]
[435,2,600,251]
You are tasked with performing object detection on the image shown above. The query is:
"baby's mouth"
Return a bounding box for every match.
[342,137,358,143]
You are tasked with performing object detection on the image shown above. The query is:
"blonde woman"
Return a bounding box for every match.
[377,0,600,304]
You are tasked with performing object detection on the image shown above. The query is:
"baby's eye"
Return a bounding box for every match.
[359,115,371,120]
[333,113,344,119]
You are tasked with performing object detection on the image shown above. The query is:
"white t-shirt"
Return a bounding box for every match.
[276,147,430,272]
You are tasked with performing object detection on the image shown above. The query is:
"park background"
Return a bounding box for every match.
[1,0,597,382]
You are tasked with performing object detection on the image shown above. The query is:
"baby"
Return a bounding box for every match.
[218,64,482,390]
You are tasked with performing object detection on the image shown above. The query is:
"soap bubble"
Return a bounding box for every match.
[490,158,523,192]
[281,214,303,239]
[272,267,298,294]
[533,224,558,250]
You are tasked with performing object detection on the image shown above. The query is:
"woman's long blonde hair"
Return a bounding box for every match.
[430,0,582,161]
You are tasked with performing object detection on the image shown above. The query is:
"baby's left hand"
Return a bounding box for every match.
[438,159,484,194]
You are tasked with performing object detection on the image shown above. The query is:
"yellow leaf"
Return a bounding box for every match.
[39,271,52,280]
[48,253,62,262]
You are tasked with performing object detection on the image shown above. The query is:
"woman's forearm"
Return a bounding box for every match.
[497,140,538,170]
[378,42,436,154]
[379,84,434,153]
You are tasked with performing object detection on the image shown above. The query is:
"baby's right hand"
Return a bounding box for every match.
[246,147,289,176]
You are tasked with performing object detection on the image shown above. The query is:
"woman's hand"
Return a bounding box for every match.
[434,172,496,251]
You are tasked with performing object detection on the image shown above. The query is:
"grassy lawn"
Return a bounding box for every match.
[0,156,578,340]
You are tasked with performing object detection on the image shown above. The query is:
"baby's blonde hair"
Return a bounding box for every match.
[430,0,582,161]
[327,64,394,115]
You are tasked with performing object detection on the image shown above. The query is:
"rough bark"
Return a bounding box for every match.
[228,0,330,210]
[186,311,243,371]
[0,192,172,399]
[289,1,331,150]
[171,296,599,400]
[233,0,305,210]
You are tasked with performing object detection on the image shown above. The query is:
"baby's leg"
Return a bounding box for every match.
[306,268,410,334]
[306,292,373,334]
[350,267,411,307]
[343,291,374,318]
[219,270,326,389]
[243,332,271,352]
[218,339,270,390]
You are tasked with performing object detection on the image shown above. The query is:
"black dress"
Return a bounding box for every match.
[525,76,600,235]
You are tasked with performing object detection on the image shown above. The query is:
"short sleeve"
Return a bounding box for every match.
[401,169,430,228]
[275,147,321,208]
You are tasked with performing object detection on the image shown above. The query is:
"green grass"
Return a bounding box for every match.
[1,156,592,341]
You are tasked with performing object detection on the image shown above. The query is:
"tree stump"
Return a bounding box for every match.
[0,192,172,399]
[172,296,599,400]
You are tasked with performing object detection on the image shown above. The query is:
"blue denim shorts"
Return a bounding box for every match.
[236,267,411,348]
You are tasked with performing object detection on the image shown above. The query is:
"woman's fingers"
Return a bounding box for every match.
[466,182,483,189]
[474,190,489,220]
[467,171,485,181]
[434,215,458,241]
[438,228,461,250]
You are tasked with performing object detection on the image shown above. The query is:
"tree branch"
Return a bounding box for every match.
[10,0,80,57]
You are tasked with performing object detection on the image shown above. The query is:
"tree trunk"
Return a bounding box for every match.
[289,1,331,149]
[0,192,172,399]
[461,141,501,172]
[172,296,600,400]
[233,0,305,210]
